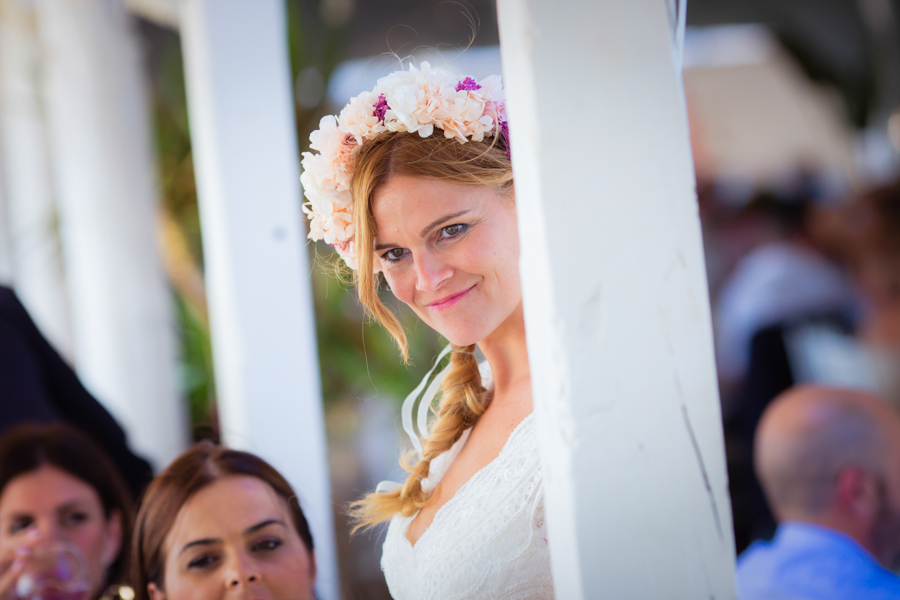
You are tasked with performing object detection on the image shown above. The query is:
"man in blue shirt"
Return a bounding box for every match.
[737,385,900,599]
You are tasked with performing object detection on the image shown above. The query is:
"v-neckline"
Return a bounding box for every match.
[403,412,535,550]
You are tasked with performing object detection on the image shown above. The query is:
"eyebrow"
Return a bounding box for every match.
[179,538,218,555]
[56,500,87,512]
[374,209,471,251]
[243,519,287,535]
[8,498,85,519]
[178,519,287,556]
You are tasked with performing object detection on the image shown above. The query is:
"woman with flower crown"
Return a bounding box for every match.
[301,63,552,599]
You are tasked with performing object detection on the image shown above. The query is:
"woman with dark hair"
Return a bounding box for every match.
[0,423,133,599]
[133,442,315,600]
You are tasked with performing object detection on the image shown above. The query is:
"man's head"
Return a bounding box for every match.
[755,386,900,568]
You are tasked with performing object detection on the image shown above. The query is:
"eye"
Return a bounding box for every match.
[439,224,468,239]
[188,554,220,570]
[251,538,283,552]
[62,511,89,527]
[380,247,409,264]
[9,517,34,535]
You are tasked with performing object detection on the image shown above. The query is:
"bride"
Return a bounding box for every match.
[301,63,552,599]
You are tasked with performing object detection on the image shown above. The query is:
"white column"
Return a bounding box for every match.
[0,158,9,286]
[0,0,73,357]
[177,2,338,598]
[497,1,737,599]
[33,0,186,468]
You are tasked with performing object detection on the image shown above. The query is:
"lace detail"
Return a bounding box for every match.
[381,414,554,600]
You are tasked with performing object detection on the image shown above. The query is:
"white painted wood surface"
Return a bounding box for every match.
[0,0,73,357]
[33,0,186,468]
[177,1,338,598]
[0,151,9,285]
[0,5,12,285]
[496,0,737,598]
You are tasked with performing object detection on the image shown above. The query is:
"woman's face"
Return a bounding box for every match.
[150,476,315,600]
[0,465,122,598]
[372,175,522,346]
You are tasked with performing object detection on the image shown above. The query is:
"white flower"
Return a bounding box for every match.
[339,91,385,143]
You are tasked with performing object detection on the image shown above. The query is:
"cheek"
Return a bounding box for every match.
[261,550,314,600]
[70,523,106,563]
[164,572,222,600]
[382,270,416,305]
[67,524,111,593]
[474,231,520,293]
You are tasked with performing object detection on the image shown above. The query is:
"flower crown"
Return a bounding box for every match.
[300,62,509,270]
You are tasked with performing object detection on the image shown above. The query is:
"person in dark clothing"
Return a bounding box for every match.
[0,285,152,498]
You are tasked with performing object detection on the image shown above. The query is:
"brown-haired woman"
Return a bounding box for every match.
[0,423,133,600]
[133,442,315,600]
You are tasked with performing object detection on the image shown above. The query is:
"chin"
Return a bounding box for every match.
[434,322,491,348]
[443,334,480,348]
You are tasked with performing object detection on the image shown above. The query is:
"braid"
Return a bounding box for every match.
[350,344,491,531]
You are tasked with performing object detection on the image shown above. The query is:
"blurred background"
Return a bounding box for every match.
[3,0,900,598]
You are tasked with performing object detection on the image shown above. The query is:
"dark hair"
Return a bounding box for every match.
[741,191,810,237]
[0,423,134,590]
[855,180,900,255]
[132,442,314,600]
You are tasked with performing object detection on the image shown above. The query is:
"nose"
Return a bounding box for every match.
[227,573,259,589]
[414,250,452,293]
[34,520,59,542]
[224,553,261,590]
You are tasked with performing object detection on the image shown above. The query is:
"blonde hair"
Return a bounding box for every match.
[349,132,513,530]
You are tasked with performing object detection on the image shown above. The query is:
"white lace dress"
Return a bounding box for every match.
[380,413,554,600]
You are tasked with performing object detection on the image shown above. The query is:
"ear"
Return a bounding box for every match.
[101,508,123,569]
[309,550,317,583]
[835,466,880,521]
[147,582,166,600]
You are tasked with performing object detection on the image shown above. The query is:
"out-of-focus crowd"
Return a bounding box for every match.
[705,176,900,598]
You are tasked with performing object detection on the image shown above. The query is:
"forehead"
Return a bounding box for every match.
[165,476,289,547]
[372,175,499,234]
[0,465,100,514]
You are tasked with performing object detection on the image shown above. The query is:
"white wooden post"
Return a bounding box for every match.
[33,0,186,467]
[0,61,9,286]
[177,1,339,598]
[497,1,737,598]
[0,0,73,357]
[0,156,9,285]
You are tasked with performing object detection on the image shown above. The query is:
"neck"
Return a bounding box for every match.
[786,511,882,565]
[477,301,531,408]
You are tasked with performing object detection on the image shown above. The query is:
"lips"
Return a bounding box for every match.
[424,285,476,310]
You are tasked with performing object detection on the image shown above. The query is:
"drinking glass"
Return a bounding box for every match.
[14,542,89,600]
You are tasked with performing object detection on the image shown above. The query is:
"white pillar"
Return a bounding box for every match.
[0,160,9,286]
[177,1,338,598]
[33,0,186,468]
[0,0,73,357]
[497,1,737,598]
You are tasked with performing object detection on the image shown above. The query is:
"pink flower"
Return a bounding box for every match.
[483,100,507,125]
[373,94,390,124]
[339,91,385,143]
[455,77,481,92]
[303,115,358,192]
